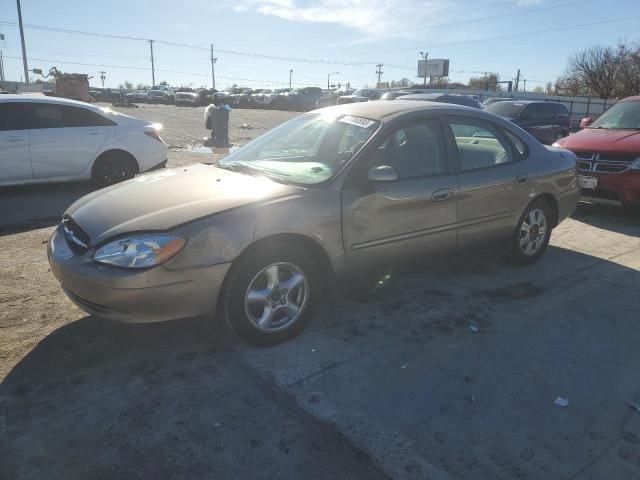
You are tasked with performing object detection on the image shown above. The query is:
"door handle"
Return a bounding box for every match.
[88,131,102,136]
[515,175,528,185]
[6,136,25,143]
[431,188,452,202]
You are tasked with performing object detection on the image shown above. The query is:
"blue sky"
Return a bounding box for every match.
[1,0,638,90]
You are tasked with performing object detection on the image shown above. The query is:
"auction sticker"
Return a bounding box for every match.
[339,115,376,128]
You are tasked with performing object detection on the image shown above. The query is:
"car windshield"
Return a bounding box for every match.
[485,102,527,118]
[590,101,640,129]
[353,89,371,97]
[218,112,379,185]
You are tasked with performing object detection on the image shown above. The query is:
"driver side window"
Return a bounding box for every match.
[374,120,446,180]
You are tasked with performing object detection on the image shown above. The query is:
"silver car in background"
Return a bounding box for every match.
[48,101,579,345]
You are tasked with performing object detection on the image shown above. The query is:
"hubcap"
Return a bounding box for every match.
[245,262,308,332]
[519,208,547,256]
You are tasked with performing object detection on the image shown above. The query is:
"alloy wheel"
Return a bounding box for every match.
[244,262,309,332]
[519,208,547,256]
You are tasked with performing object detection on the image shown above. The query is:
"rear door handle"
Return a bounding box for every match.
[516,175,528,185]
[6,135,25,143]
[431,188,452,202]
[88,131,102,136]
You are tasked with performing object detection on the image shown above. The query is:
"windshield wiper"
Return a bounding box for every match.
[217,162,291,184]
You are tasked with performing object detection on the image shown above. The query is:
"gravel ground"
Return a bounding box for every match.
[1,104,640,480]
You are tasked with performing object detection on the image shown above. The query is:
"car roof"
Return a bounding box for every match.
[621,96,640,102]
[0,94,101,109]
[314,100,478,120]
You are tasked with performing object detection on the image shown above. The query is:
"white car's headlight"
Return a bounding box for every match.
[631,157,640,170]
[94,234,186,268]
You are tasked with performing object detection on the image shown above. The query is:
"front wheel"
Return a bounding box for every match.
[223,243,321,346]
[92,153,138,188]
[508,200,552,265]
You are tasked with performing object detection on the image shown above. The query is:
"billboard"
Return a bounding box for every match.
[417,59,450,78]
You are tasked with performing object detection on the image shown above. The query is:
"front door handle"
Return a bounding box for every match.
[516,175,528,185]
[88,131,102,136]
[431,188,452,202]
[6,136,25,143]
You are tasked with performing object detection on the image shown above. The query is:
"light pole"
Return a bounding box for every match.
[420,51,429,86]
[289,69,293,89]
[16,0,29,85]
[327,71,339,89]
[210,44,217,90]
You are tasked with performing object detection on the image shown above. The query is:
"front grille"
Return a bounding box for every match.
[575,152,636,174]
[61,216,91,252]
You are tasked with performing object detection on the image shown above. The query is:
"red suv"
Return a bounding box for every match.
[555,96,640,207]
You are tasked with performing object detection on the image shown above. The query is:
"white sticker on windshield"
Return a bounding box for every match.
[339,115,376,129]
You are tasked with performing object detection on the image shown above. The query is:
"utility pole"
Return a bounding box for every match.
[289,69,293,89]
[210,44,217,90]
[523,79,527,92]
[420,51,428,86]
[0,50,5,83]
[99,70,106,88]
[16,0,29,85]
[148,39,155,86]
[515,69,520,92]
[375,64,383,88]
[327,71,338,89]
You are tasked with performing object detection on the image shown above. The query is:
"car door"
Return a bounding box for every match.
[342,118,459,274]
[444,116,530,250]
[518,104,542,142]
[0,102,32,181]
[538,103,556,144]
[29,103,112,178]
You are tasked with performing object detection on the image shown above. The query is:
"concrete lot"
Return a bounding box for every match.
[1,106,640,479]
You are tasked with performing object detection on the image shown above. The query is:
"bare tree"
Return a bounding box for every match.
[468,73,501,91]
[567,45,619,98]
[615,41,640,97]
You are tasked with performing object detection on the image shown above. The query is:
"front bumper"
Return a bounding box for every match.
[47,225,230,323]
[580,171,640,206]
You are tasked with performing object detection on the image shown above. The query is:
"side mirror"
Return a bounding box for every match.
[368,165,398,182]
[580,117,593,129]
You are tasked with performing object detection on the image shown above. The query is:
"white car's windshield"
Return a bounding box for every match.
[219,112,379,184]
[590,101,640,130]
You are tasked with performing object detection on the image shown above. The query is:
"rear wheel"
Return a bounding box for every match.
[508,200,552,265]
[92,152,138,188]
[223,243,320,346]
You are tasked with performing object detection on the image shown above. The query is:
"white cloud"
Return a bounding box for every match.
[229,0,460,38]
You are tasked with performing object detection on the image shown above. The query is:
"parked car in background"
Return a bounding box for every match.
[316,88,356,108]
[228,89,255,108]
[337,88,381,104]
[282,87,324,111]
[554,96,640,207]
[174,88,200,107]
[249,89,278,108]
[380,91,413,100]
[147,85,175,104]
[485,100,570,145]
[398,93,482,109]
[0,95,167,187]
[47,101,578,346]
[482,97,514,108]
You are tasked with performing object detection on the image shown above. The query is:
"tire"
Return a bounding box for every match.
[508,199,553,265]
[223,243,321,346]
[92,152,138,188]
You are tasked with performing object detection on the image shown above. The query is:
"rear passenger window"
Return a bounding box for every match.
[539,103,555,118]
[553,103,568,117]
[31,104,115,129]
[521,104,539,120]
[448,121,513,171]
[503,130,527,159]
[0,103,32,131]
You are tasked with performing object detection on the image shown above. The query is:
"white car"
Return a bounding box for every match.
[0,95,167,187]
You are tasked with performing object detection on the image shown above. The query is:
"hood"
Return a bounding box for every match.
[66,164,297,245]
[557,128,640,154]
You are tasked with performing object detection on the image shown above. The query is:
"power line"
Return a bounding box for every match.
[395,15,640,51]
[385,0,591,35]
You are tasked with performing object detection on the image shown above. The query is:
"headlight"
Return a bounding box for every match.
[94,234,186,268]
[552,142,561,147]
[631,157,640,170]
